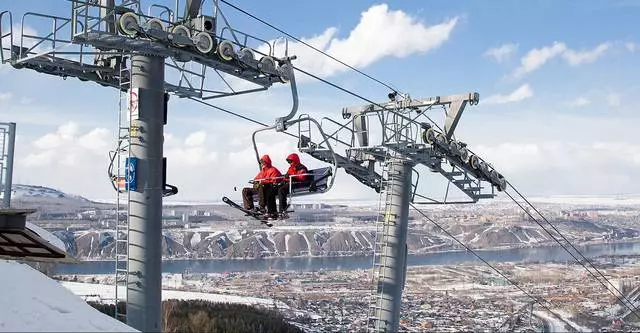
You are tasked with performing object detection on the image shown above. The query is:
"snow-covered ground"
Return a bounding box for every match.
[555,309,593,332]
[61,281,290,309]
[10,184,88,201]
[533,310,569,333]
[533,309,594,333]
[0,260,137,332]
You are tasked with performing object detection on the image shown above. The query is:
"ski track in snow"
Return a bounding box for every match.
[362,232,373,249]
[190,233,201,248]
[254,235,269,252]
[351,231,363,248]
[266,232,278,254]
[284,234,290,253]
[513,229,525,243]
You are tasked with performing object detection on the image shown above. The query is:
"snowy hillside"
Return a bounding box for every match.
[8,184,90,202]
[0,260,137,332]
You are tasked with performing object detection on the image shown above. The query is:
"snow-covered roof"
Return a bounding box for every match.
[0,260,137,332]
[26,222,66,253]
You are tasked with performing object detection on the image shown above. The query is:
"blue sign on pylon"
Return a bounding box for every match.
[125,157,138,191]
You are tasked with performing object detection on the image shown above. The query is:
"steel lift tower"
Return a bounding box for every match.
[0,123,16,208]
[295,92,507,332]
[1,1,295,331]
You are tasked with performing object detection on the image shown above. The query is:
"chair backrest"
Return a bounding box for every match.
[291,167,332,196]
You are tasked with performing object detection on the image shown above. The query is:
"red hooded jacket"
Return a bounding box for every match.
[283,153,311,186]
[254,155,282,184]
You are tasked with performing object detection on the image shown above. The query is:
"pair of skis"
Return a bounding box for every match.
[222,196,291,227]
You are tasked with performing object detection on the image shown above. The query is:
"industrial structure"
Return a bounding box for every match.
[0,122,15,209]
[1,1,510,332]
[288,92,506,332]
[1,0,295,331]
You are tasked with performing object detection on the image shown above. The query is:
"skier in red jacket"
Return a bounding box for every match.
[277,153,311,218]
[242,154,282,219]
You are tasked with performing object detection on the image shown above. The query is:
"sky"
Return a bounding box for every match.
[0,0,639,202]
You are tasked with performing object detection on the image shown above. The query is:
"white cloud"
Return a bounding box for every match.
[513,41,612,77]
[78,128,110,153]
[261,4,459,81]
[562,42,612,66]
[513,42,567,77]
[483,84,533,105]
[565,97,590,108]
[471,140,640,195]
[607,93,622,107]
[484,43,518,63]
[22,122,110,167]
[0,92,12,101]
[626,42,637,52]
[184,131,207,147]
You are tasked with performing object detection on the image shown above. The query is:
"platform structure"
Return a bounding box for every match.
[0,1,296,331]
[295,92,507,332]
[0,208,75,262]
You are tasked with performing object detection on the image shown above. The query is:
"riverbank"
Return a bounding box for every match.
[69,236,640,263]
[55,239,640,275]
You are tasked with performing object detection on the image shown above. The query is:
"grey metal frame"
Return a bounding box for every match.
[0,123,15,209]
[0,1,298,331]
[296,92,504,333]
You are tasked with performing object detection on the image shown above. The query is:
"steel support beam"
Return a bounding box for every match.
[372,158,412,332]
[2,123,15,208]
[126,55,164,332]
[183,0,202,20]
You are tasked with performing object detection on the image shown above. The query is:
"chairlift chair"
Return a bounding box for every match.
[249,115,338,211]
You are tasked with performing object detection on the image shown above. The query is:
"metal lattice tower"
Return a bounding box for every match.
[296,92,507,332]
[1,1,296,331]
[0,123,16,208]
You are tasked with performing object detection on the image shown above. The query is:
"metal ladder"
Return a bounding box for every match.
[367,155,396,332]
[113,55,131,322]
[0,125,10,207]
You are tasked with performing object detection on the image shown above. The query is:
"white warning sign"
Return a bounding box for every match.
[129,88,139,120]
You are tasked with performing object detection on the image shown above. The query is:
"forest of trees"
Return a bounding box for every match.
[88,299,304,333]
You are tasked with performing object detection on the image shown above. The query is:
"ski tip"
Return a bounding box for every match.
[222,196,229,203]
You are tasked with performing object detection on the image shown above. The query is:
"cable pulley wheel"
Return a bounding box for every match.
[171,25,191,47]
[435,133,447,147]
[146,18,164,32]
[496,175,507,192]
[449,140,461,156]
[479,161,490,178]
[194,32,214,54]
[459,147,470,163]
[277,63,291,83]
[469,154,480,169]
[217,40,236,61]
[259,56,276,73]
[422,128,436,144]
[239,48,255,62]
[118,12,140,36]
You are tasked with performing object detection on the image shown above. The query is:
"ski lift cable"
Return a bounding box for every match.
[174,10,640,318]
[293,66,392,111]
[179,34,640,327]
[218,0,402,94]
[409,203,560,315]
[503,186,640,317]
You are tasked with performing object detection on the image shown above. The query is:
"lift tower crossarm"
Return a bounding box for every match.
[341,92,479,139]
[182,0,202,20]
